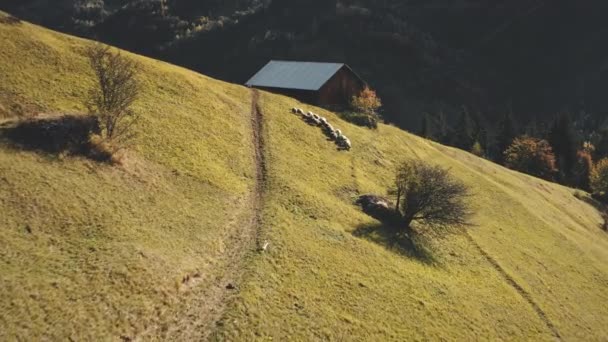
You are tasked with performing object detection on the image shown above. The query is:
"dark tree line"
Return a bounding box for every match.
[419,108,608,191]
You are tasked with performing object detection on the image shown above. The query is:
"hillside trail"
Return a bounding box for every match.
[464,233,562,340]
[137,89,266,341]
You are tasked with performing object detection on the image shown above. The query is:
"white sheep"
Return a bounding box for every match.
[337,136,351,150]
[297,108,304,114]
[335,129,342,137]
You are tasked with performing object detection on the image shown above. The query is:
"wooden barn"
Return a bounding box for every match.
[245,60,366,107]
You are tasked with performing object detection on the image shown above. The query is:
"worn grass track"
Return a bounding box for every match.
[137,90,267,341]
[465,232,562,340]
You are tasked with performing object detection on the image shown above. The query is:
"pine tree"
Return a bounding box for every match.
[471,141,484,157]
[548,113,578,183]
[596,129,608,160]
[524,116,542,138]
[573,150,593,191]
[470,110,488,153]
[495,112,517,164]
[453,107,475,150]
[435,110,451,145]
[420,114,432,139]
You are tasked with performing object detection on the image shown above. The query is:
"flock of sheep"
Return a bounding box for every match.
[291,107,352,150]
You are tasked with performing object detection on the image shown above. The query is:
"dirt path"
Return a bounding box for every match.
[250,89,267,250]
[465,233,561,340]
[137,89,266,341]
[187,89,266,339]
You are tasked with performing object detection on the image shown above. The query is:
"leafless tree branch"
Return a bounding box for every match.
[85,43,141,147]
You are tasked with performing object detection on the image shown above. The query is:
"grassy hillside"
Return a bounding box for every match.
[1,12,608,340]
[0,12,257,340]
[214,93,608,340]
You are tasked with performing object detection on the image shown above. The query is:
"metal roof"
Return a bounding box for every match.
[245,60,346,91]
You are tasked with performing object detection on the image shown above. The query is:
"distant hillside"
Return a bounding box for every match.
[4,0,608,131]
[1,12,608,340]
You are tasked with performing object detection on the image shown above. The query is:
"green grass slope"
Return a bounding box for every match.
[0,12,256,340]
[215,92,608,340]
[1,12,608,341]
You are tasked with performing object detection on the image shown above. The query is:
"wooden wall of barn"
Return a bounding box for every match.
[317,67,365,107]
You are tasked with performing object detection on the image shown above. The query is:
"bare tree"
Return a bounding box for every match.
[85,44,140,146]
[393,159,472,233]
[389,165,409,211]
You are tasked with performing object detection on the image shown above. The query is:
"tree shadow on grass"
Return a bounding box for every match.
[352,195,438,264]
[352,221,438,265]
[0,114,111,162]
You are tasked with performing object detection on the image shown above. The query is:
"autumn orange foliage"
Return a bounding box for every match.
[504,136,557,180]
[351,86,382,115]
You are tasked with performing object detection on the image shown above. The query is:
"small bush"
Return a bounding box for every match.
[504,136,557,180]
[0,15,21,25]
[339,111,378,129]
[591,158,608,201]
[470,141,484,157]
[573,150,593,190]
[85,44,141,147]
[88,134,116,162]
[392,159,472,235]
[349,86,382,129]
[356,194,399,223]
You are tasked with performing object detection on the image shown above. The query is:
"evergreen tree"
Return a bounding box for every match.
[453,107,475,150]
[524,116,542,138]
[420,113,434,140]
[573,150,593,191]
[495,112,517,164]
[470,110,488,153]
[547,113,578,183]
[435,110,451,145]
[471,141,484,157]
[595,129,608,160]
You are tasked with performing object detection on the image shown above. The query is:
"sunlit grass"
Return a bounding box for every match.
[0,12,254,339]
[1,11,607,341]
[215,92,608,340]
